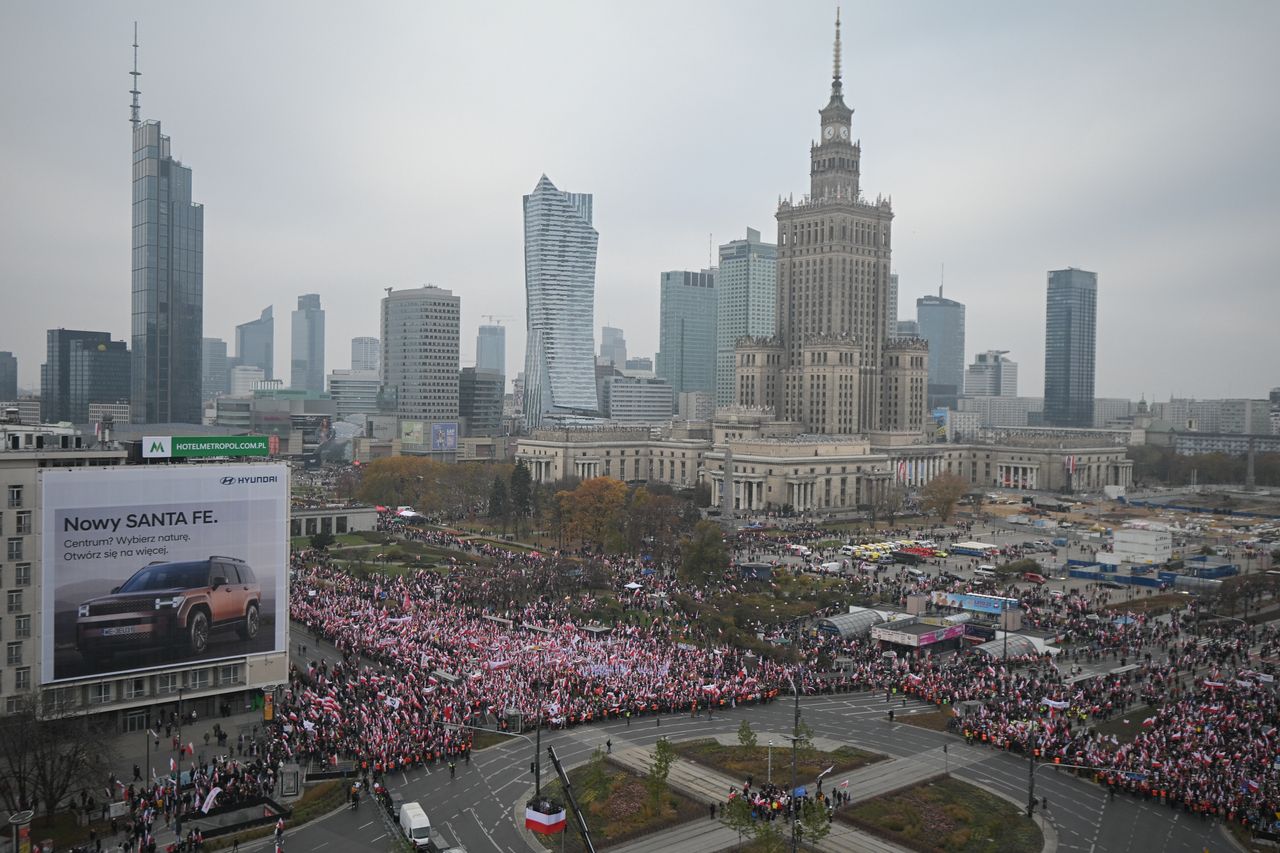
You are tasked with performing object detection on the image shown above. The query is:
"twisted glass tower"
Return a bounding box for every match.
[522,175,599,427]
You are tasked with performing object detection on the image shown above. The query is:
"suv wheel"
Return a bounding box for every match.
[238,603,260,640]
[187,609,210,655]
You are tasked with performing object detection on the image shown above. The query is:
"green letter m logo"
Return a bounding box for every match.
[150,440,165,452]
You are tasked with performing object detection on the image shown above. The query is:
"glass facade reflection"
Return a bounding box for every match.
[522,175,599,426]
[1043,267,1097,428]
[130,120,203,424]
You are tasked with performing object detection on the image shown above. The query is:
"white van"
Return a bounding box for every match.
[399,802,432,849]
[840,544,856,556]
[973,565,997,580]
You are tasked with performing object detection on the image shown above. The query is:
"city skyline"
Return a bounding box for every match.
[1,2,1277,400]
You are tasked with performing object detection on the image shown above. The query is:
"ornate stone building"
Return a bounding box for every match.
[734,13,926,437]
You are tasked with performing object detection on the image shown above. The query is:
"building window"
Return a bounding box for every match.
[6,539,21,561]
[157,673,179,695]
[218,664,241,686]
[124,709,149,732]
[4,697,20,714]
[6,642,21,666]
[14,512,31,535]
[14,667,31,691]
[7,486,21,508]
[15,614,30,638]
[336,516,348,534]
[6,590,21,614]
[189,670,210,690]
[89,682,112,704]
[14,564,30,587]
[124,678,146,700]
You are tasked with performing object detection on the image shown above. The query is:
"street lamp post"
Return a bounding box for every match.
[768,740,773,784]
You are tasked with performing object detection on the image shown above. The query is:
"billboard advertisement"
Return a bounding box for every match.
[400,421,425,445]
[41,464,288,683]
[431,422,458,451]
[929,591,1020,616]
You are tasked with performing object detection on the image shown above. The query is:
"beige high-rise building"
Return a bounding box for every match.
[733,13,924,438]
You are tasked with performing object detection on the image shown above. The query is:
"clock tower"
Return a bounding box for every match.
[811,9,860,202]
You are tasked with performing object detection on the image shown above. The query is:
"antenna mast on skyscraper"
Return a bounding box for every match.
[129,22,142,128]
[939,263,944,298]
[833,7,842,83]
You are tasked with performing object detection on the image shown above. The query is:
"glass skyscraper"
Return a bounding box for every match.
[475,326,505,375]
[656,270,717,396]
[236,306,274,380]
[1044,267,1098,428]
[130,119,203,424]
[522,175,599,426]
[69,340,131,424]
[291,294,325,393]
[351,336,380,373]
[915,293,966,409]
[201,337,228,400]
[716,229,776,406]
[42,329,114,422]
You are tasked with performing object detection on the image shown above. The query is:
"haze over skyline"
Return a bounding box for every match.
[2,1,1277,402]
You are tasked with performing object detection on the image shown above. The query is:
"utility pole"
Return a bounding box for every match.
[533,679,543,797]
[791,672,801,853]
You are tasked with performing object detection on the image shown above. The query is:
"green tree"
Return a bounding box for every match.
[509,460,533,538]
[737,718,758,759]
[752,814,788,852]
[720,793,754,848]
[646,736,675,816]
[308,531,335,550]
[920,472,969,522]
[679,520,729,583]
[488,476,509,534]
[800,797,832,844]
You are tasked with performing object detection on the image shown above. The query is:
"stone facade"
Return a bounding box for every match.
[733,15,926,440]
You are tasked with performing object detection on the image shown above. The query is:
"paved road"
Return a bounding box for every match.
[269,620,1233,853]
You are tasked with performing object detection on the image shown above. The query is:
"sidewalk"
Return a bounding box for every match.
[609,742,916,853]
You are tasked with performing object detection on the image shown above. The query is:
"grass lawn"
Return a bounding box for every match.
[842,776,1042,853]
[674,738,883,785]
[471,729,514,751]
[899,708,955,732]
[534,758,703,853]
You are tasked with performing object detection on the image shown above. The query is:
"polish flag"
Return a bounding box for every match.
[525,806,566,834]
[169,757,177,773]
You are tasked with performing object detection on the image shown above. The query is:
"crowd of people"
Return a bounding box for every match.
[85,507,1279,849]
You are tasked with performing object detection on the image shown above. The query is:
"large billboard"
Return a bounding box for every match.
[431,422,458,451]
[41,464,288,683]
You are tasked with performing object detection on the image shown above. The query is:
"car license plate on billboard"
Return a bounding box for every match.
[102,626,140,637]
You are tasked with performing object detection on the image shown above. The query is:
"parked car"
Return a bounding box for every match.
[76,556,261,664]
[1022,572,1047,585]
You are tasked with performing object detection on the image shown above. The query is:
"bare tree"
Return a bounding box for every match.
[0,694,117,818]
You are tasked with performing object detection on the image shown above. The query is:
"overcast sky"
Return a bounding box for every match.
[2,1,1277,402]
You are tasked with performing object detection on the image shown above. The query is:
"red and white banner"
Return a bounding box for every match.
[525,806,567,834]
[201,786,222,814]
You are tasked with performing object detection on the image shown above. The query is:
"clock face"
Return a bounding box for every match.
[823,125,835,140]
[839,126,849,140]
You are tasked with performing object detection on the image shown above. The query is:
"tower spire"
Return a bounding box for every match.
[129,22,141,128]
[833,7,842,87]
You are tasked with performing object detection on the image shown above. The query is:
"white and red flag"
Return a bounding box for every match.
[525,806,566,834]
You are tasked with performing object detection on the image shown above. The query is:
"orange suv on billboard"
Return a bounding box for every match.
[76,556,261,664]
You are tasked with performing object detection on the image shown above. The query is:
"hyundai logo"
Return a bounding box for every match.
[220,476,236,485]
